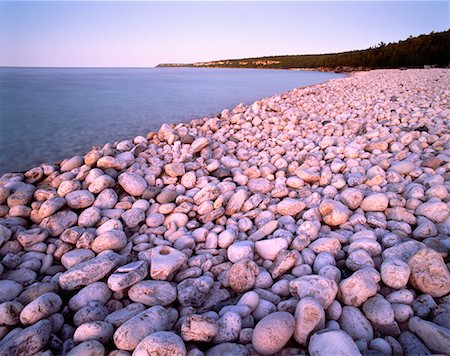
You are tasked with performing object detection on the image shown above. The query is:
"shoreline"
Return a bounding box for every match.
[0,68,449,355]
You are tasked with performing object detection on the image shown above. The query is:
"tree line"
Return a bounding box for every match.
[161,30,449,72]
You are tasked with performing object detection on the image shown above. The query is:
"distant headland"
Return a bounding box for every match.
[157,30,449,72]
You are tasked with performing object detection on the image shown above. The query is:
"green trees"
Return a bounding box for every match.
[183,30,449,71]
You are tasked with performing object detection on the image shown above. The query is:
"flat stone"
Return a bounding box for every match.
[128,280,177,306]
[255,238,288,260]
[59,250,125,290]
[149,245,187,280]
[277,198,306,216]
[360,193,389,212]
[107,260,148,292]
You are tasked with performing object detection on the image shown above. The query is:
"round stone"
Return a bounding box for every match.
[252,312,295,355]
[381,259,410,289]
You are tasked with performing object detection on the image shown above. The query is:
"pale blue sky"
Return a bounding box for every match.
[0,1,448,67]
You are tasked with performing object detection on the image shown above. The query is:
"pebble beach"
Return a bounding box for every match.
[0,68,449,355]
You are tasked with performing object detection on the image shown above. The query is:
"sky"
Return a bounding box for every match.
[0,1,448,67]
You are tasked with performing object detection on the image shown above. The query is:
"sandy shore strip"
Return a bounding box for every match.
[0,68,449,355]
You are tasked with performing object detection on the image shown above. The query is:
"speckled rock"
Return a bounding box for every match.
[181,314,218,342]
[128,280,177,306]
[338,267,380,306]
[0,319,52,355]
[252,312,295,355]
[113,306,177,351]
[293,297,325,346]
[408,248,450,297]
[59,251,125,290]
[228,259,259,293]
[289,275,338,309]
[133,331,186,356]
[380,259,410,289]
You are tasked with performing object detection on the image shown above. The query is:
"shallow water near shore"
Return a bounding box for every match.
[0,67,343,174]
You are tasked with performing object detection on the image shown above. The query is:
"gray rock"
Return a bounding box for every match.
[408,316,450,354]
[107,260,148,292]
[19,292,62,325]
[380,258,410,289]
[212,311,242,344]
[66,190,95,209]
[113,306,177,351]
[40,210,78,236]
[128,280,177,306]
[0,301,23,325]
[308,329,362,356]
[16,228,49,247]
[0,280,23,303]
[228,259,259,293]
[398,331,431,355]
[66,340,105,356]
[0,319,52,355]
[339,306,373,342]
[59,251,125,290]
[133,331,186,356]
[181,314,218,342]
[289,275,338,309]
[69,282,112,311]
[104,303,146,328]
[73,321,114,344]
[177,276,214,307]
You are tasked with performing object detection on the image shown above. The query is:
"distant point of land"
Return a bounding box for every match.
[157,30,449,72]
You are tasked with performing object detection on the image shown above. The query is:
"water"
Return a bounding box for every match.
[0,67,343,174]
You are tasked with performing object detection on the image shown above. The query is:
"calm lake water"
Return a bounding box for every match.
[0,67,343,174]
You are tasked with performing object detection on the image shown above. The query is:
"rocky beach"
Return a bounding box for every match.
[0,68,449,355]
